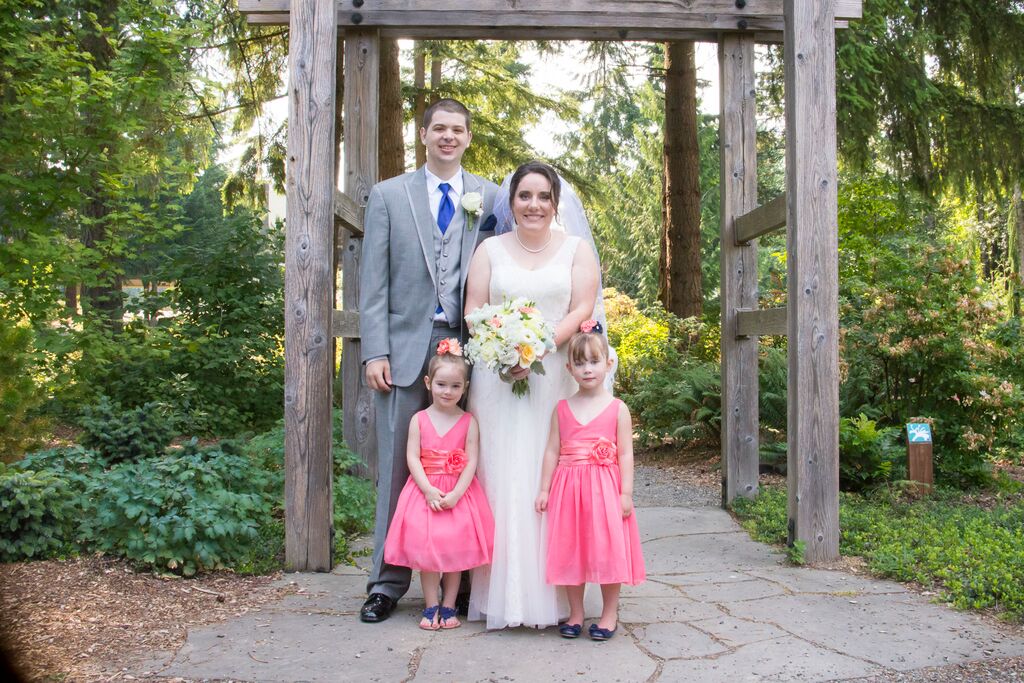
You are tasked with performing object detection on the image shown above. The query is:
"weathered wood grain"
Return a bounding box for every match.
[242,16,854,43]
[283,0,338,572]
[331,308,360,338]
[907,442,934,493]
[736,307,788,337]
[784,0,840,564]
[342,29,380,483]
[735,192,787,243]
[719,34,760,506]
[334,188,364,236]
[239,0,862,21]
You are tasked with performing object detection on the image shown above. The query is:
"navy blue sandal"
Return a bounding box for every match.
[419,605,441,631]
[588,623,617,641]
[559,623,583,639]
[438,605,461,629]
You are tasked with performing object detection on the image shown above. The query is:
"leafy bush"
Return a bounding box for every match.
[0,306,47,459]
[733,485,1024,620]
[2,412,374,574]
[604,289,677,396]
[57,165,285,437]
[333,439,375,539]
[839,414,903,491]
[623,358,721,447]
[81,440,276,576]
[0,464,76,561]
[840,236,1024,486]
[78,396,177,464]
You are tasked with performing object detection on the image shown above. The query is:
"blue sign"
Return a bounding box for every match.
[906,423,932,444]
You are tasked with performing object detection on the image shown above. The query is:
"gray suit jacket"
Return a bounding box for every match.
[359,166,499,388]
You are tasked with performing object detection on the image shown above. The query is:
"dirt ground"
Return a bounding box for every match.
[0,555,297,682]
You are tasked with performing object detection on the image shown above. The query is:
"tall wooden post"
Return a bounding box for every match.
[719,34,760,506]
[342,29,381,480]
[283,0,338,572]
[784,0,840,563]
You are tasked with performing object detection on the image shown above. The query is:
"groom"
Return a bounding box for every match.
[358,98,498,623]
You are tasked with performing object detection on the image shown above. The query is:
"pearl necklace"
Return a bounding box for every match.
[514,228,553,254]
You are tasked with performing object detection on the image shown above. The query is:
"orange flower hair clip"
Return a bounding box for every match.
[579,319,602,334]
[436,338,463,357]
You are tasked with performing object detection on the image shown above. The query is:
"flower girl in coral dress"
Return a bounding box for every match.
[535,321,645,641]
[384,340,494,630]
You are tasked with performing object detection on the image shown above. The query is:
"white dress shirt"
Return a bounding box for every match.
[424,166,464,224]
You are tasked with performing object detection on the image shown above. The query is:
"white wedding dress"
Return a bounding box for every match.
[468,235,580,629]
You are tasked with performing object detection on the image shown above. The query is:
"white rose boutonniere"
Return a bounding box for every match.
[461,191,483,228]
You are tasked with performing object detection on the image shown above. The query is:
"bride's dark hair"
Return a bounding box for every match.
[508,161,561,211]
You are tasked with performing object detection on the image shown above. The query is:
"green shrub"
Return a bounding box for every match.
[0,307,47,460]
[622,357,721,447]
[333,439,375,540]
[81,440,276,576]
[733,485,1024,620]
[839,414,903,491]
[0,463,76,561]
[78,396,177,464]
[840,236,1024,486]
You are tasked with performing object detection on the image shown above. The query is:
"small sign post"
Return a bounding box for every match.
[906,423,933,493]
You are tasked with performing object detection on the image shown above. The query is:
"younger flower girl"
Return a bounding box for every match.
[535,321,645,641]
[384,339,494,630]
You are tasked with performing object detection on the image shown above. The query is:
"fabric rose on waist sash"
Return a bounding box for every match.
[589,437,617,466]
[445,449,467,474]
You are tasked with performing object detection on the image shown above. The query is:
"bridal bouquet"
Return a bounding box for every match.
[465,297,556,397]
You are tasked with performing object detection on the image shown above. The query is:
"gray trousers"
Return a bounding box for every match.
[367,323,455,599]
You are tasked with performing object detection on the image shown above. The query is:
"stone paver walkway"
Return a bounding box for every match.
[137,500,1024,682]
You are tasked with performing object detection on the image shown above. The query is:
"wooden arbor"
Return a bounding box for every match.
[239,0,861,569]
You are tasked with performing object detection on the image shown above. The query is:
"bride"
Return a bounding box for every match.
[463,161,601,629]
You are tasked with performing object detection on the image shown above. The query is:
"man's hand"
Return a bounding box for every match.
[365,358,393,392]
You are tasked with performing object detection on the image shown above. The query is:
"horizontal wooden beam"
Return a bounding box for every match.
[334,189,364,237]
[239,0,860,33]
[736,307,787,337]
[735,192,787,243]
[332,309,360,338]
[242,17,838,41]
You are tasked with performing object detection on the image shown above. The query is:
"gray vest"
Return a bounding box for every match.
[434,202,465,327]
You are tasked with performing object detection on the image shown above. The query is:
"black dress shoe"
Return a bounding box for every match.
[455,592,470,617]
[360,593,396,623]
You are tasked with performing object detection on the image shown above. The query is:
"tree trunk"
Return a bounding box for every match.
[659,41,703,319]
[430,47,442,104]
[1011,183,1024,317]
[414,42,427,167]
[378,38,405,180]
[64,283,78,317]
[80,0,123,331]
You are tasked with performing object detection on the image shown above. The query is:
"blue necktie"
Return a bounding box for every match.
[436,183,455,318]
[437,182,454,234]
